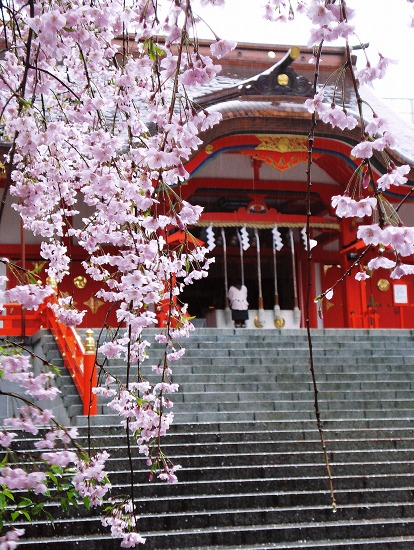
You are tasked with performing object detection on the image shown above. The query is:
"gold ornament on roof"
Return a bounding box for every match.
[205,144,214,155]
[277,73,289,86]
[289,46,300,60]
[256,135,308,153]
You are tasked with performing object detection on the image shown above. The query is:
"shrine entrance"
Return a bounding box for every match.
[181,226,296,325]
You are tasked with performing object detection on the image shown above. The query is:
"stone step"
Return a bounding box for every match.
[14,502,414,540]
[167,411,414,425]
[139,374,414,385]
[14,438,414,461]
[15,329,414,548]
[73,417,414,432]
[15,517,414,549]
[16,534,414,549]
[13,426,414,452]
[98,354,414,364]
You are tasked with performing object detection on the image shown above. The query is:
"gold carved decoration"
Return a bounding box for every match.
[84,296,104,314]
[325,300,335,311]
[377,278,390,292]
[255,135,308,153]
[74,275,87,289]
[242,136,321,173]
[205,144,214,155]
[241,150,310,172]
[274,317,285,329]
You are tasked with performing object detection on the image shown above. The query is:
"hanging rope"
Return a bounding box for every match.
[289,228,299,310]
[237,229,245,287]
[272,225,283,313]
[254,228,263,311]
[221,227,229,309]
[272,242,279,310]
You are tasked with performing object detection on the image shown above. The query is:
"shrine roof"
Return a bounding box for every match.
[192,42,414,171]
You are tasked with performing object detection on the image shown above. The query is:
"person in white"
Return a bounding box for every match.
[228,282,249,328]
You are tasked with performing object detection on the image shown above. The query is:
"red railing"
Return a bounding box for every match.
[0,303,43,336]
[0,297,97,415]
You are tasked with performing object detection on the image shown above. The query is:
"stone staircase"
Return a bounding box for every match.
[8,329,414,548]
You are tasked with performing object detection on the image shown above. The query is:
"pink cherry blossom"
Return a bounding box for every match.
[210,39,237,59]
[356,55,397,85]
[319,105,358,131]
[390,262,414,279]
[351,140,374,159]
[357,224,384,246]
[49,296,86,327]
[377,164,410,191]
[383,226,414,256]
[0,432,17,448]
[41,450,78,467]
[0,528,25,550]
[355,271,370,281]
[365,116,390,136]
[367,256,396,271]
[304,90,328,114]
[5,284,54,310]
[331,195,376,218]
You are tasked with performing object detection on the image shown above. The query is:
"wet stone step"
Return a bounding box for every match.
[16,329,414,548]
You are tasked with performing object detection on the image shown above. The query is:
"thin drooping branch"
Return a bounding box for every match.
[305,39,337,512]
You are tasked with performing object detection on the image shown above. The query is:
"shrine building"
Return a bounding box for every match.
[1,42,414,330]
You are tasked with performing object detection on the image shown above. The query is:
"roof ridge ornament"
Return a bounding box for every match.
[197,47,314,108]
[237,47,313,98]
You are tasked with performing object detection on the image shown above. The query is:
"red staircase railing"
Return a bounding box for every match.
[0,297,97,415]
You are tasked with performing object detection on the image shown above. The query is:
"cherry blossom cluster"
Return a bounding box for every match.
[0,528,25,550]
[102,500,146,548]
[48,296,86,327]
[0,345,111,542]
[1,283,54,311]
[73,451,112,507]
[0,0,237,545]
[300,1,414,288]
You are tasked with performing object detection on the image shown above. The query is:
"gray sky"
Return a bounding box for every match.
[193,0,414,100]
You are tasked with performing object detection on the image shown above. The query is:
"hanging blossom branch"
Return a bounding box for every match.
[266,0,414,512]
[0,341,113,548]
[296,0,414,291]
[304,38,337,513]
[263,1,414,300]
[0,0,237,546]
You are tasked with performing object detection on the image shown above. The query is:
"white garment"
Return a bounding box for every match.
[228,285,248,310]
